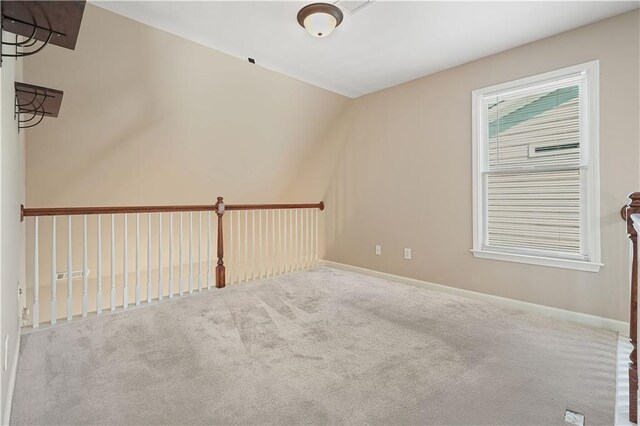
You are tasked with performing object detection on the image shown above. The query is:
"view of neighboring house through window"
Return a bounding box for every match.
[472,61,601,272]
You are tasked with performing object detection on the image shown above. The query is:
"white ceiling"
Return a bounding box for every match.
[92,1,639,98]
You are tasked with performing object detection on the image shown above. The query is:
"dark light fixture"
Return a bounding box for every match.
[297,3,343,38]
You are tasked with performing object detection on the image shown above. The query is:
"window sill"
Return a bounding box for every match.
[470,249,603,273]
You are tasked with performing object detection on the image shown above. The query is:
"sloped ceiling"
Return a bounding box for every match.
[93,1,639,98]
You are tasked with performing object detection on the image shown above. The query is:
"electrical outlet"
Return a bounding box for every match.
[56,269,90,281]
[375,245,381,255]
[564,410,584,426]
[404,248,412,260]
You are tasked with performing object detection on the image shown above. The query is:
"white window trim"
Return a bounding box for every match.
[471,61,602,273]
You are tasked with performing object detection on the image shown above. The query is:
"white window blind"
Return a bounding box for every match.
[472,62,601,272]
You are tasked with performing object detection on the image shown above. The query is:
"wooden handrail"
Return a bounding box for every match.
[21,201,324,218]
[22,204,218,217]
[624,192,640,424]
[226,202,324,211]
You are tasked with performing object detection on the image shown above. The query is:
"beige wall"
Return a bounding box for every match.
[23,6,639,323]
[23,4,348,207]
[287,10,640,322]
[1,39,25,422]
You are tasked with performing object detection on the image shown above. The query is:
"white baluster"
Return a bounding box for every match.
[179,212,184,296]
[198,211,202,292]
[300,209,309,270]
[238,211,243,283]
[309,210,313,269]
[300,209,304,269]
[51,216,57,324]
[293,209,300,271]
[315,209,319,265]
[310,209,314,266]
[259,210,263,278]
[294,209,302,271]
[285,209,289,273]
[265,210,269,277]
[135,214,140,305]
[292,210,296,272]
[189,212,193,293]
[169,213,173,298]
[311,210,315,267]
[282,210,286,274]
[289,209,293,273]
[271,209,276,276]
[252,211,256,280]
[305,209,310,269]
[278,210,282,275]
[33,217,39,328]
[298,209,302,271]
[300,210,304,270]
[228,211,233,284]
[207,211,214,290]
[301,209,305,270]
[289,209,293,272]
[110,214,116,311]
[305,209,309,269]
[312,210,316,266]
[67,216,73,321]
[309,209,312,267]
[123,215,128,309]
[283,210,288,273]
[96,215,102,315]
[158,213,163,301]
[82,215,88,317]
[147,213,152,303]
[244,211,248,282]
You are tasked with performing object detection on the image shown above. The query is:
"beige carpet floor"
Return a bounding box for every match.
[11,267,616,425]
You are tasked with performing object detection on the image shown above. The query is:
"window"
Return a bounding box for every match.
[471,61,601,272]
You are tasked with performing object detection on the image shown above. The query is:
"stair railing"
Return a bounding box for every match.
[21,198,324,329]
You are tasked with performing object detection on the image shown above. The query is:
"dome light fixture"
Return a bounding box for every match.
[297,3,344,38]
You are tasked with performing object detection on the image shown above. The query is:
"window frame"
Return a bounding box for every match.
[471,61,602,273]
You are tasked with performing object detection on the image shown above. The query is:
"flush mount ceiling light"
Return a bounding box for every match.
[297,3,344,38]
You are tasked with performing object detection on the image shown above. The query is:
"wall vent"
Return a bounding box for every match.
[56,270,89,281]
[335,0,372,15]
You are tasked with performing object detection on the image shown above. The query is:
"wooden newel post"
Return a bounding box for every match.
[626,192,640,424]
[215,197,225,289]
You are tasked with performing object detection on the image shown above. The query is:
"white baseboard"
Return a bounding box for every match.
[2,331,21,426]
[320,260,629,335]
